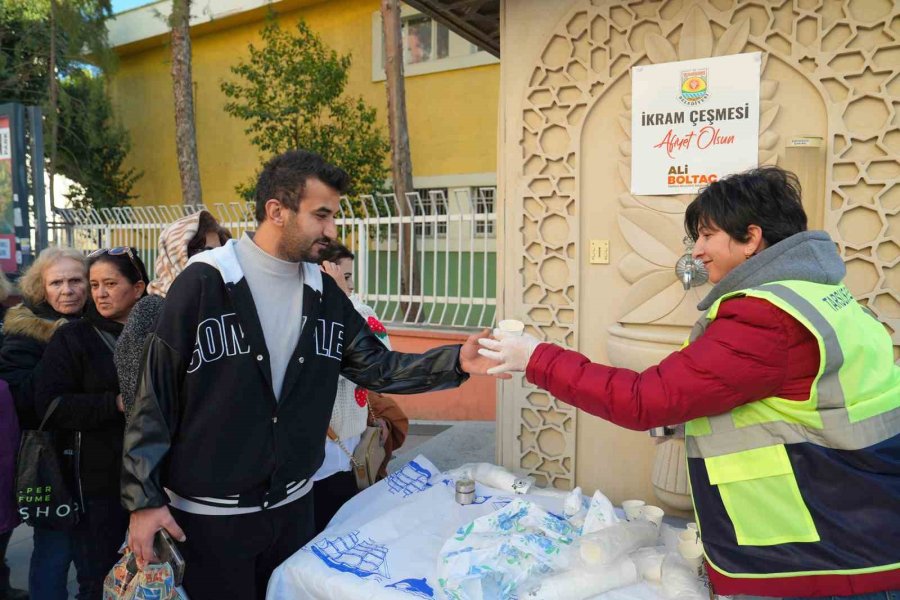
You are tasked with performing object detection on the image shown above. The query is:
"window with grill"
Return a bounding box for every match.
[473,187,495,237]
[413,188,448,237]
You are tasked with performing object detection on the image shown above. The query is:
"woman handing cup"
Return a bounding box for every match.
[477,167,900,600]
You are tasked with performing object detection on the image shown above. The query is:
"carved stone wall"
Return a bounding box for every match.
[499,0,900,501]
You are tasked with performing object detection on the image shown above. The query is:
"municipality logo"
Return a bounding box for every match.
[679,68,708,105]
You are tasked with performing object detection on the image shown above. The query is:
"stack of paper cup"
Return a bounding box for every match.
[677,531,705,576]
[498,319,525,335]
[622,499,645,521]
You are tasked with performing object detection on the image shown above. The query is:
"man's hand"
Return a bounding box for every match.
[459,329,512,379]
[129,506,186,569]
[321,261,351,296]
[116,394,125,413]
[477,330,541,375]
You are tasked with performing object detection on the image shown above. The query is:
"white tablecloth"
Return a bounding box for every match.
[267,456,668,600]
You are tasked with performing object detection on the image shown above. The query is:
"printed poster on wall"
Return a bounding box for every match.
[0,116,14,235]
[630,52,761,196]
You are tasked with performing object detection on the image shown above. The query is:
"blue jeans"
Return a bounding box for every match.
[29,527,73,600]
[788,593,900,600]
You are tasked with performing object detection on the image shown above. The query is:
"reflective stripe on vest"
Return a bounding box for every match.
[685,282,900,459]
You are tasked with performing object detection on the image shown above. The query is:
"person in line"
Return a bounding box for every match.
[35,248,149,600]
[122,149,495,600]
[115,210,230,419]
[313,242,409,534]
[0,272,28,600]
[479,167,900,599]
[0,248,88,600]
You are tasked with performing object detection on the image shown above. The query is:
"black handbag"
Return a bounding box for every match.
[15,397,83,529]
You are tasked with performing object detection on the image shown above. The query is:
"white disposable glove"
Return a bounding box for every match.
[477,329,541,375]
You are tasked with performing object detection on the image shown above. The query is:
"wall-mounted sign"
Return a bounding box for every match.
[630,52,761,196]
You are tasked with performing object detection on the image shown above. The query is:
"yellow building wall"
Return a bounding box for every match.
[110,0,499,206]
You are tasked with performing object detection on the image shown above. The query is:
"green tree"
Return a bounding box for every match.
[55,70,141,209]
[221,15,389,199]
[0,0,139,209]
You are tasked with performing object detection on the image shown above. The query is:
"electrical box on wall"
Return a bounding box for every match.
[589,240,610,264]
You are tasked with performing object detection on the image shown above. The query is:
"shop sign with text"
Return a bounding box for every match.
[630,52,761,195]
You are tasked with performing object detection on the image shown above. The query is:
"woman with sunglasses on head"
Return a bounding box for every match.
[34,247,149,600]
[115,210,230,420]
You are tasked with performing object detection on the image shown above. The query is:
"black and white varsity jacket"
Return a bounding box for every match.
[121,240,467,515]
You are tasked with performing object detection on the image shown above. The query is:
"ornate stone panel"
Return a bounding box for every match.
[507,0,900,492]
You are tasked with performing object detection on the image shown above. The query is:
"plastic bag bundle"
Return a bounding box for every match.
[446,463,536,495]
[521,558,638,600]
[660,554,707,600]
[436,498,577,599]
[578,520,660,566]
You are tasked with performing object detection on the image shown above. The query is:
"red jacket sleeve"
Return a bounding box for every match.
[525,297,810,430]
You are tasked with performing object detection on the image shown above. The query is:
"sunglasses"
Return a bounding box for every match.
[88,246,144,282]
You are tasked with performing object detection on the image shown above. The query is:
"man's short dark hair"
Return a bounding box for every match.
[255,150,351,222]
[318,242,355,264]
[685,166,808,247]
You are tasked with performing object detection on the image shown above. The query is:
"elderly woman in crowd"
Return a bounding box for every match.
[35,247,149,599]
[115,210,230,419]
[479,167,900,599]
[0,247,88,600]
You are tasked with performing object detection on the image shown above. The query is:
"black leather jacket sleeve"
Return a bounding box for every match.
[121,333,184,511]
[340,326,469,393]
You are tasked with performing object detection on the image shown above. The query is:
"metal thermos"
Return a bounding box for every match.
[455,478,475,505]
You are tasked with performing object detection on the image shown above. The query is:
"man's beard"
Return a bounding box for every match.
[278,232,330,262]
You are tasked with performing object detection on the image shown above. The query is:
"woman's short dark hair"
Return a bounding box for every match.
[685,166,808,246]
[187,211,232,258]
[89,248,149,290]
[254,150,351,222]
[319,242,354,264]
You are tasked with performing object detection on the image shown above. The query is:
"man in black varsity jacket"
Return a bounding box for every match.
[121,150,496,599]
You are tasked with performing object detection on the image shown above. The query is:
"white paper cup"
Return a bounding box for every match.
[498,319,525,335]
[678,529,699,543]
[622,499,645,521]
[677,539,704,575]
[639,505,664,527]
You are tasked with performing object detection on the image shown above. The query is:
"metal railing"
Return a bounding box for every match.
[51,189,497,329]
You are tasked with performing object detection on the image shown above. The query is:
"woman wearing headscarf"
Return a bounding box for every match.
[0,247,88,600]
[115,210,230,419]
[479,167,900,599]
[35,248,150,599]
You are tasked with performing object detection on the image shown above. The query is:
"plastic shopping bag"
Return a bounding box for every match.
[103,547,189,600]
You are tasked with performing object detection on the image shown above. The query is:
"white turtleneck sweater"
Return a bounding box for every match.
[234,233,304,400]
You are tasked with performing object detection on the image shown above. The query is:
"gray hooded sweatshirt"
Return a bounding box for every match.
[697,230,846,312]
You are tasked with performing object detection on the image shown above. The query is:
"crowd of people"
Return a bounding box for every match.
[0,149,494,600]
[0,152,897,600]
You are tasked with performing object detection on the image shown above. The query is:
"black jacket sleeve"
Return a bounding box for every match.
[34,331,120,430]
[337,290,468,393]
[121,334,185,511]
[120,268,199,512]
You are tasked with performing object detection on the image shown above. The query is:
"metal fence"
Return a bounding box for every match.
[51,189,498,329]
